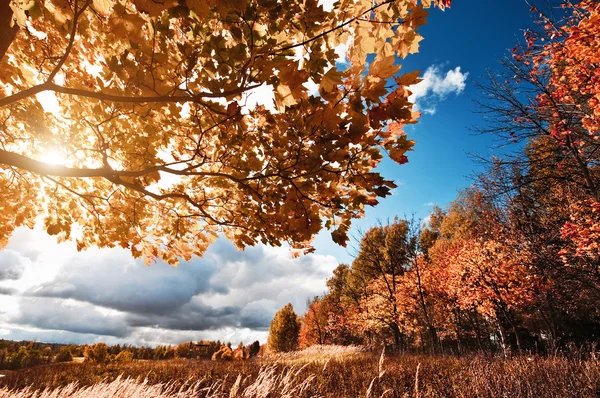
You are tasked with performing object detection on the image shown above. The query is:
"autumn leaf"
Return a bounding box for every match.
[369,54,401,79]
[392,28,423,59]
[319,68,343,94]
[396,70,421,86]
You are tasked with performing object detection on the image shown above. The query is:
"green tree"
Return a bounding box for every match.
[248,341,261,358]
[268,303,300,353]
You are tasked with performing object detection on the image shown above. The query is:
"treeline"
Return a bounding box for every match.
[298,1,600,355]
[299,185,599,354]
[0,339,261,370]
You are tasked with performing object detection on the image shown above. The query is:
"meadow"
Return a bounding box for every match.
[0,346,598,397]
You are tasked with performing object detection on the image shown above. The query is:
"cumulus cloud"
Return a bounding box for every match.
[1,227,338,345]
[0,250,28,280]
[409,65,469,115]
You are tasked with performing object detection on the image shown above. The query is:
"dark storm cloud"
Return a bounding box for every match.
[125,300,240,331]
[12,298,131,338]
[29,248,224,316]
[0,250,27,280]
[239,299,277,330]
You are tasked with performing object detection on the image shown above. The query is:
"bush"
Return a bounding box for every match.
[114,351,133,363]
[211,345,233,361]
[54,348,73,363]
[84,343,108,364]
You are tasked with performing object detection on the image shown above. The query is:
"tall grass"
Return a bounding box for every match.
[1,348,598,397]
[0,366,317,398]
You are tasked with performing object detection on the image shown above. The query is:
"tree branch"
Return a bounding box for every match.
[0,81,262,108]
[0,0,18,63]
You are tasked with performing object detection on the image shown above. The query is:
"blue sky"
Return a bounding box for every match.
[0,1,545,346]
[313,0,537,263]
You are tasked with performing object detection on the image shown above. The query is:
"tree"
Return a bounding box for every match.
[248,340,260,358]
[473,0,600,348]
[352,219,420,349]
[268,303,300,353]
[83,342,108,363]
[298,296,327,347]
[175,341,193,358]
[114,350,133,362]
[321,263,363,345]
[0,0,451,264]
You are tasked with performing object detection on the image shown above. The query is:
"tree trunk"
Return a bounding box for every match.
[391,322,402,351]
[414,259,438,350]
[454,307,463,355]
[497,321,509,358]
[0,0,18,62]
[468,311,484,351]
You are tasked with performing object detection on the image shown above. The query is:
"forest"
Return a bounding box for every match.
[294,0,600,355]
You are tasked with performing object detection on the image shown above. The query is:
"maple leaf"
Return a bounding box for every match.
[396,70,421,86]
[369,54,401,79]
[319,68,343,94]
[392,28,423,59]
[407,6,429,29]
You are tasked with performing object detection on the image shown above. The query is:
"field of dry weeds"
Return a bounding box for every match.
[0,346,599,397]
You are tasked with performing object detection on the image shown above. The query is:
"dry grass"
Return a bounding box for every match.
[0,350,598,397]
[269,345,367,365]
[0,366,317,398]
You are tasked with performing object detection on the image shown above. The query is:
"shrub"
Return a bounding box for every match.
[54,348,73,363]
[114,351,133,363]
[84,343,108,364]
[211,345,233,361]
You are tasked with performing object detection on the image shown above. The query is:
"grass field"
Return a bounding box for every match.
[0,346,599,397]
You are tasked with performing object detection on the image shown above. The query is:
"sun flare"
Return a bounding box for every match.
[39,150,67,165]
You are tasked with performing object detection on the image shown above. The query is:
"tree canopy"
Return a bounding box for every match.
[0,0,451,264]
[268,302,300,353]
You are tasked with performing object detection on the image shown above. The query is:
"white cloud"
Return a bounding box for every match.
[409,65,469,115]
[0,227,338,346]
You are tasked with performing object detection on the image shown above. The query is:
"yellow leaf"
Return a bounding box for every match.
[370,54,400,79]
[275,84,297,110]
[392,29,423,59]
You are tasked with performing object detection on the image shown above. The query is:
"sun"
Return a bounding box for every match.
[39,150,67,165]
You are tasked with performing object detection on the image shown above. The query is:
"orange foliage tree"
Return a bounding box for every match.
[298,296,326,348]
[0,0,451,263]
